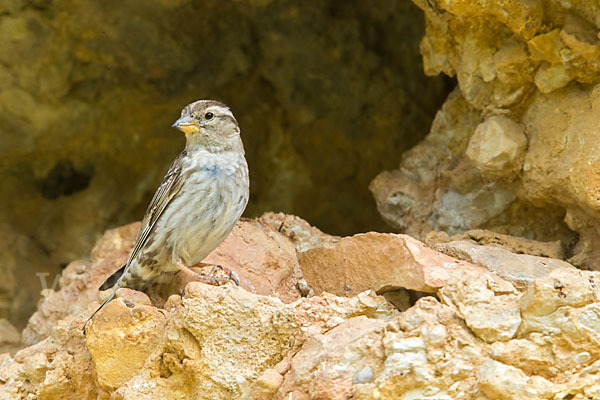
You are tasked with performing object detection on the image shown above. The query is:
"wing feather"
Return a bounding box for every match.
[124,150,187,269]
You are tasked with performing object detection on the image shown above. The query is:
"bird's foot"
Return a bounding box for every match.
[208,264,240,286]
[176,262,239,287]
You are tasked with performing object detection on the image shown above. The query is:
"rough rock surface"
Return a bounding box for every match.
[371,0,600,269]
[2,214,600,399]
[0,0,448,282]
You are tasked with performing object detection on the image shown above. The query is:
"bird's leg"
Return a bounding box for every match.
[175,261,238,286]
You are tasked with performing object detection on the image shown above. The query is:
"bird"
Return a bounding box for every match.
[84,100,249,333]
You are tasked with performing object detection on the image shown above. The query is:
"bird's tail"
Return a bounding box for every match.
[101,264,127,290]
[83,264,127,335]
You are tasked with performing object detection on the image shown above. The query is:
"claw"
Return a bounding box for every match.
[208,264,239,286]
[177,261,239,287]
[228,270,240,286]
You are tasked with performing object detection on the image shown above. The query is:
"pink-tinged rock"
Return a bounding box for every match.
[176,216,303,303]
[298,232,514,296]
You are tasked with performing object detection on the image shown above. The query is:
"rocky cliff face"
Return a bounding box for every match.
[4,0,600,398]
[1,214,600,399]
[371,0,600,269]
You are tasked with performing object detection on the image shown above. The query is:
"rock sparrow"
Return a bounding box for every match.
[84,100,249,332]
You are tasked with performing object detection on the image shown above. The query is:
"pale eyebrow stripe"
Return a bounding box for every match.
[216,114,238,125]
[207,105,233,115]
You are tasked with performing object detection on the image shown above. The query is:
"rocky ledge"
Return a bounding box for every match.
[1,213,599,399]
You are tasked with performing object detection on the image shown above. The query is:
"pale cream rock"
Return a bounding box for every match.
[478,359,558,400]
[426,229,564,259]
[433,239,574,290]
[438,273,520,343]
[534,62,572,93]
[465,115,527,178]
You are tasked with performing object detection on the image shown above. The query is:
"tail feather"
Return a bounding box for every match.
[83,264,126,335]
[100,264,126,290]
[83,263,161,335]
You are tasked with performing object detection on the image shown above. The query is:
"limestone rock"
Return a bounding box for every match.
[298,231,514,297]
[3,218,600,399]
[520,87,600,268]
[431,237,573,290]
[200,216,303,303]
[370,88,577,246]
[371,0,600,268]
[478,359,558,400]
[85,298,167,390]
[426,229,564,259]
[23,213,313,345]
[465,115,527,178]
[90,283,395,399]
[259,212,340,253]
[0,312,96,400]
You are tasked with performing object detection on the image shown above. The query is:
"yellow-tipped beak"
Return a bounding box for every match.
[172,116,200,134]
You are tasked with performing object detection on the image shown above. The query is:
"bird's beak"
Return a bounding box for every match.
[172,116,200,134]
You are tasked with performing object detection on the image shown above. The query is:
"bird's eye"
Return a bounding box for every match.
[205,112,214,120]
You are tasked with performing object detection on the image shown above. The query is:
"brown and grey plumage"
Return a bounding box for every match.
[84,100,249,332]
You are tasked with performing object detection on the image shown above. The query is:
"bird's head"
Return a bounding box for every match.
[172,100,243,153]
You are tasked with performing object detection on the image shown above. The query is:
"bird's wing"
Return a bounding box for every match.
[124,150,188,268]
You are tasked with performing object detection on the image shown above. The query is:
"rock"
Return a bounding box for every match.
[85,298,167,390]
[114,287,152,306]
[4,218,600,398]
[0,312,96,400]
[517,267,600,380]
[431,238,573,290]
[199,216,303,303]
[240,368,284,400]
[299,231,522,343]
[426,229,564,259]
[370,90,576,245]
[99,284,395,399]
[278,316,386,399]
[437,274,521,343]
[490,339,557,378]
[24,214,310,345]
[478,359,558,400]
[519,87,600,268]
[276,296,489,399]
[372,0,600,268]
[352,365,374,384]
[465,115,527,178]
[259,212,340,253]
[535,62,572,93]
[298,232,514,297]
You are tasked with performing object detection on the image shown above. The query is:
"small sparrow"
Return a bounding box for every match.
[84,100,249,332]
